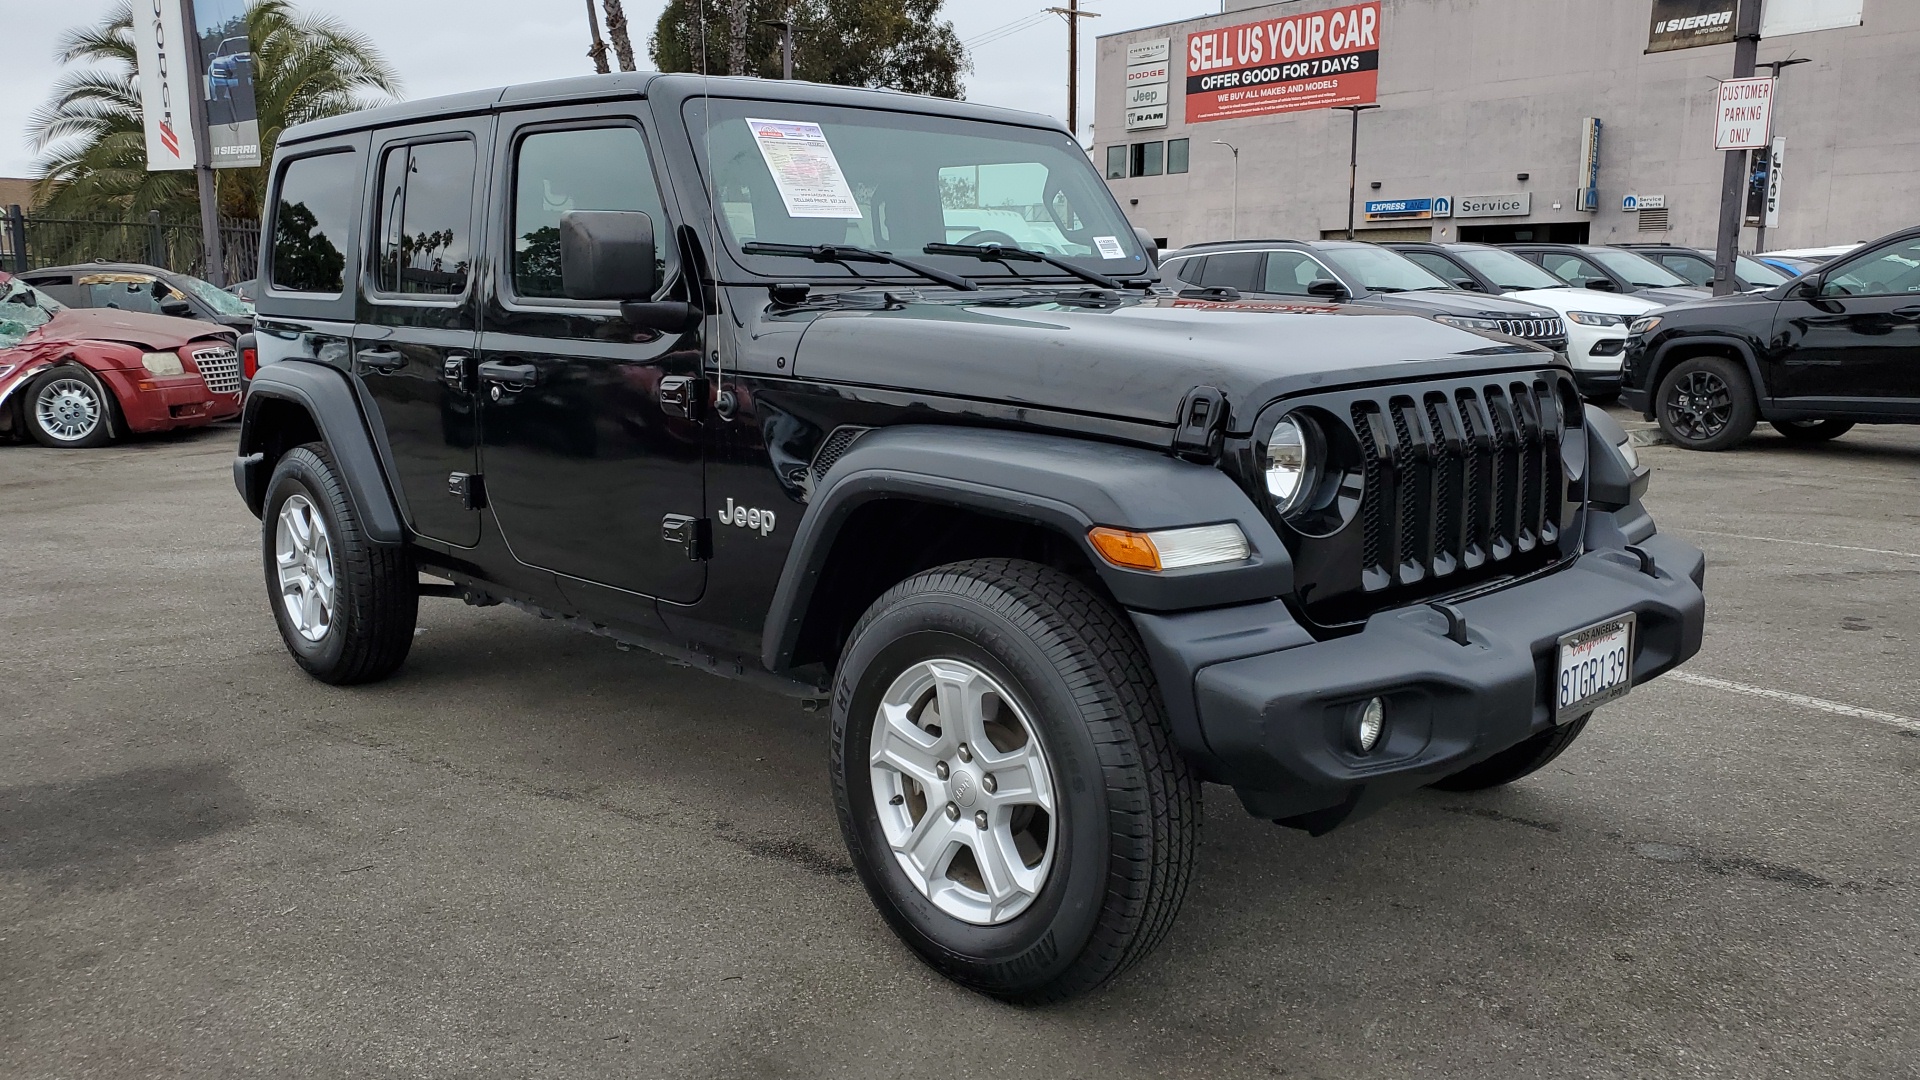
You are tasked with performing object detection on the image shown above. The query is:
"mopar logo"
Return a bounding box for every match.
[719,497,777,537]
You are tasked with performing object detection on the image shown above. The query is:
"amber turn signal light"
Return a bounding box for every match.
[1088,527,1162,571]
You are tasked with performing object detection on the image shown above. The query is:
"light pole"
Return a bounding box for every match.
[1212,140,1240,238]
[760,17,794,79]
[1334,104,1380,241]
[1753,56,1810,254]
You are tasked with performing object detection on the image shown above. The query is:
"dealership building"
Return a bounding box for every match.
[1094,0,1919,253]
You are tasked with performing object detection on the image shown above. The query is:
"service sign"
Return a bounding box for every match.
[1714,76,1775,150]
[1185,1,1381,124]
[1456,193,1532,218]
[1647,0,1741,53]
[1126,38,1171,66]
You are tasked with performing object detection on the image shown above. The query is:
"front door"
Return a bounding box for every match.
[352,124,488,547]
[1773,235,1920,404]
[477,111,707,604]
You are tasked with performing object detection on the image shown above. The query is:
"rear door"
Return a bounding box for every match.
[476,108,707,604]
[1774,235,1920,405]
[352,120,489,547]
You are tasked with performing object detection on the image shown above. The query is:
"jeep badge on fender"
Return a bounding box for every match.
[232,72,1705,1004]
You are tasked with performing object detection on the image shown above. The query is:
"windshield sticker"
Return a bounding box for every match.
[746,118,863,220]
[1093,235,1126,260]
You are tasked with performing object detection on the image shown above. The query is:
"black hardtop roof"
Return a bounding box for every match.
[279,72,1069,148]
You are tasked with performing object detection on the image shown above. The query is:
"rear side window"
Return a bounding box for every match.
[511,126,670,300]
[1405,252,1476,289]
[1655,253,1713,287]
[270,152,358,295]
[374,139,477,297]
[1200,251,1262,292]
[1540,253,1607,289]
[1167,256,1205,285]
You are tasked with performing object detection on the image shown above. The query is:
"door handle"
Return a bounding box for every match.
[477,360,540,389]
[358,348,404,373]
[1893,306,1920,321]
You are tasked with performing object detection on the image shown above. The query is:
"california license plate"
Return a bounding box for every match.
[1555,614,1635,720]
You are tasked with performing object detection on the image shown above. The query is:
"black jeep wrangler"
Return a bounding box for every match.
[233,74,1706,1002]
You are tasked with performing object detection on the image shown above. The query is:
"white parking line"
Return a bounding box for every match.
[1671,671,1920,734]
[1679,528,1920,560]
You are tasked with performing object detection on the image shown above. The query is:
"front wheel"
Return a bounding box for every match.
[262,443,418,684]
[831,559,1198,1003]
[1656,356,1757,451]
[24,367,116,448]
[1770,418,1854,443]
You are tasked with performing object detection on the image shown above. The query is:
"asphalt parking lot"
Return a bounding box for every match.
[3,416,1917,1079]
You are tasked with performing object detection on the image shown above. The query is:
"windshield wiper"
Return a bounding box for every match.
[741,241,977,291]
[923,242,1126,290]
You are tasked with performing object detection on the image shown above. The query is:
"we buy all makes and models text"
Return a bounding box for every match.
[1186,1,1381,124]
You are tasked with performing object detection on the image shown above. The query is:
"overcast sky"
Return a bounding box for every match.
[0,0,1220,180]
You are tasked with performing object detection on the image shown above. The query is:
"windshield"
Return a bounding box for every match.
[689,99,1148,284]
[1453,246,1567,291]
[1317,243,1452,292]
[0,276,62,348]
[1587,248,1691,288]
[1735,256,1789,286]
[174,273,254,316]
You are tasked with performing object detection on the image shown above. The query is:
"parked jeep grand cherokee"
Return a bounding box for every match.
[233,74,1706,1002]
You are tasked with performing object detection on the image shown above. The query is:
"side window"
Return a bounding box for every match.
[1105,145,1127,181]
[1542,253,1603,288]
[1406,252,1475,289]
[512,125,672,301]
[1167,256,1205,285]
[373,139,477,297]
[1261,252,1323,295]
[98,277,165,314]
[270,151,357,295]
[1658,253,1713,286]
[1820,238,1920,298]
[1129,141,1164,178]
[1200,251,1261,292]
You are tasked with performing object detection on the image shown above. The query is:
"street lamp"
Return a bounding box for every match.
[1213,140,1240,238]
[761,18,794,79]
[1753,56,1811,253]
[1334,104,1381,241]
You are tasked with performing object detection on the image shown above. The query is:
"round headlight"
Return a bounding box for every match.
[1264,414,1321,516]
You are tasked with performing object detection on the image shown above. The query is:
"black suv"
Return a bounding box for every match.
[1624,225,1920,450]
[1162,239,1569,352]
[233,74,1705,1001]
[1506,244,1709,306]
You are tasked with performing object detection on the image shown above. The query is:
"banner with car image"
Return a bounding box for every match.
[194,0,260,168]
[1184,2,1380,124]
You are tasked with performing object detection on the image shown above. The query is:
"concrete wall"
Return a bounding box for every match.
[1095,0,1920,251]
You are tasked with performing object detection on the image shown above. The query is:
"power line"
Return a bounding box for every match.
[962,10,1054,50]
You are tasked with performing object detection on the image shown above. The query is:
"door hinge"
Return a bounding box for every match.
[1172,385,1228,461]
[449,472,486,510]
[659,375,708,420]
[661,514,712,561]
[443,354,473,391]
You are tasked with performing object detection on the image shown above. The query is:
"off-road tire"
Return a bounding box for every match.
[1769,418,1854,443]
[1430,716,1591,792]
[830,559,1199,1003]
[23,366,117,448]
[262,442,417,684]
[1656,355,1757,451]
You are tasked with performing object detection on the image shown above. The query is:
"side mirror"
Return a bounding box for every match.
[1307,279,1350,300]
[560,210,658,301]
[1132,226,1160,268]
[159,299,194,318]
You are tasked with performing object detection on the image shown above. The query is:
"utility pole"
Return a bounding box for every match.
[178,0,222,284]
[1335,104,1380,241]
[586,0,611,74]
[1046,3,1100,143]
[1212,140,1239,238]
[1752,56,1810,255]
[1711,0,1763,296]
[761,15,794,79]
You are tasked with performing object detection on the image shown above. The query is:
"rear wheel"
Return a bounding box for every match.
[24,367,116,448]
[262,443,417,684]
[1431,717,1591,792]
[1769,418,1854,442]
[1656,356,1757,451]
[831,559,1198,1003]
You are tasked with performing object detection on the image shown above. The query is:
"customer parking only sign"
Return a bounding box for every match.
[1185,1,1381,124]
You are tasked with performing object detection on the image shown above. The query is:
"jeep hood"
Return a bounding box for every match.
[790,295,1553,432]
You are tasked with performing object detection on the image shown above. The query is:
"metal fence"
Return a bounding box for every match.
[3,206,260,286]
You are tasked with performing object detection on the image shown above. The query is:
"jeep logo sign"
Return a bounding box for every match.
[719,498,777,537]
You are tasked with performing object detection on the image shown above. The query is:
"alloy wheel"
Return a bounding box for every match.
[275,493,337,642]
[1664,370,1733,442]
[35,378,102,443]
[869,658,1057,925]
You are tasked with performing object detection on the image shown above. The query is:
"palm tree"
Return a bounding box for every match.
[26,0,399,221]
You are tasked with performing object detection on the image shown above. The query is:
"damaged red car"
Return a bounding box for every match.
[0,270,242,448]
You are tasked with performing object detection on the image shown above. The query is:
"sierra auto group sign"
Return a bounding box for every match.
[1185,1,1381,124]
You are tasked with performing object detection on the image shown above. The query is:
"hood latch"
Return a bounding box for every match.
[1172,385,1228,462]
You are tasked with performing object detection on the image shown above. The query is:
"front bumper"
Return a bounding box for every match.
[1132,529,1705,832]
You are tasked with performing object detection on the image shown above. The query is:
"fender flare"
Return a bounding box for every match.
[1647,334,1767,405]
[761,425,1294,672]
[233,360,406,544]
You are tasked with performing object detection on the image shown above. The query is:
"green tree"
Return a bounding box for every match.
[26,0,400,220]
[649,0,967,99]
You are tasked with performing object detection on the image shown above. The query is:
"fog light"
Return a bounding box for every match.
[1352,697,1386,754]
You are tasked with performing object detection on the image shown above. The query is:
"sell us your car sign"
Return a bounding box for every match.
[1185,1,1381,124]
